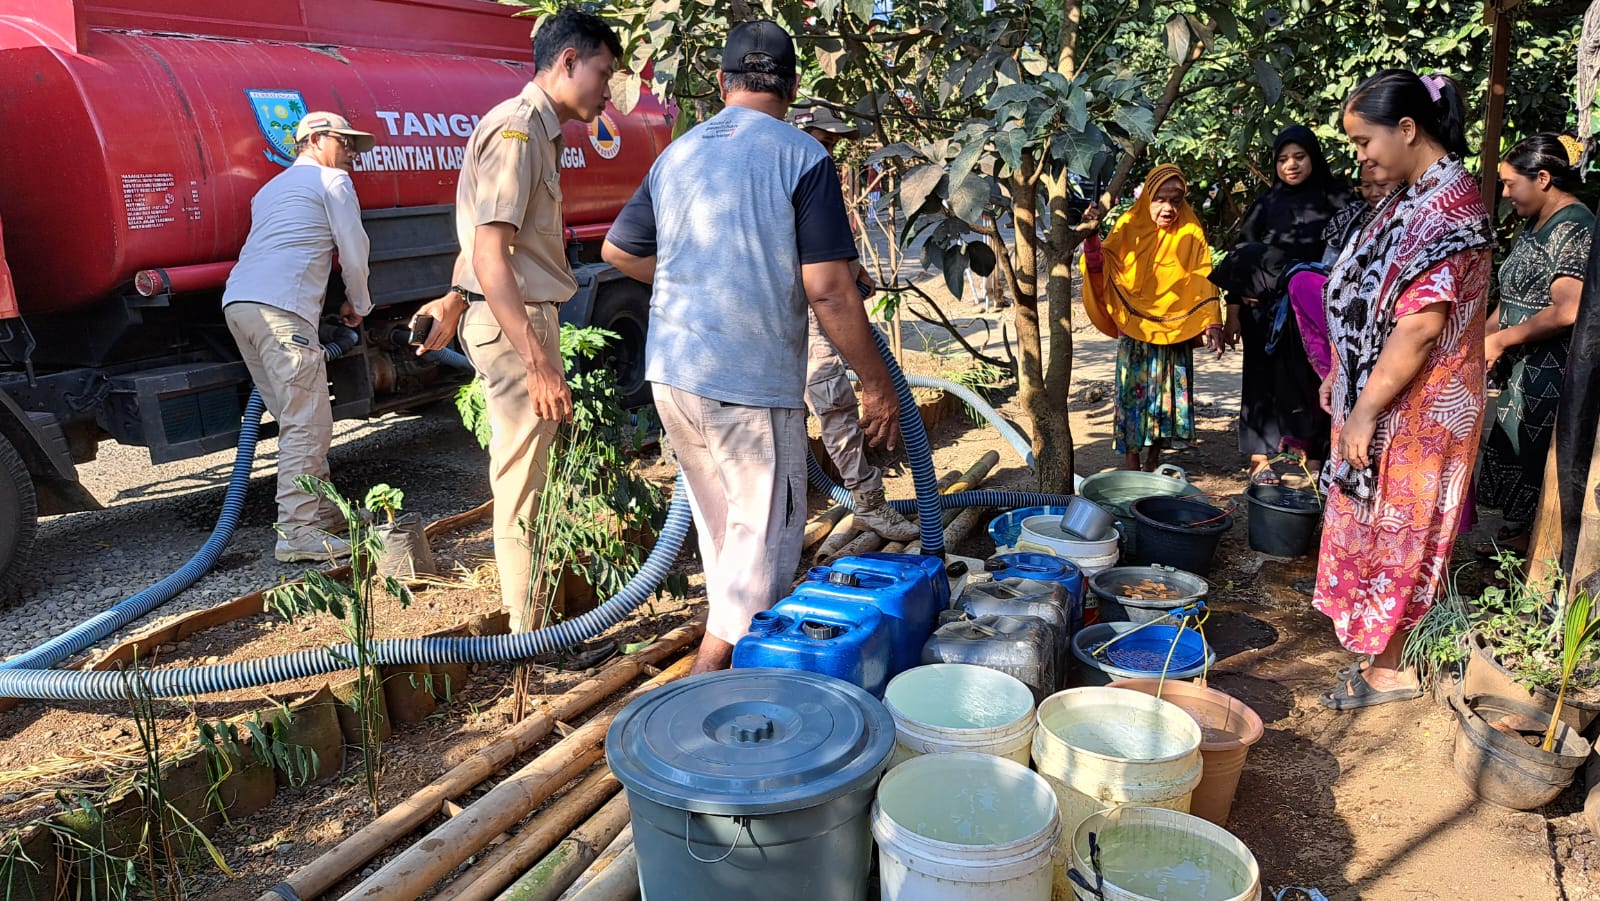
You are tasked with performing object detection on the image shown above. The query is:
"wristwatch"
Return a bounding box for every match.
[449,284,470,302]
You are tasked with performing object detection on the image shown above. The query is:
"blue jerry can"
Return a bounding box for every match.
[731,597,892,696]
[791,565,938,678]
[832,552,952,610]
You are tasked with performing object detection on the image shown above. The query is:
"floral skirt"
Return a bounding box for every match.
[1114,337,1194,455]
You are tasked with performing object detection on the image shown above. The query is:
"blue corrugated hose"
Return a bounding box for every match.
[813,368,1075,519]
[0,326,1062,700]
[0,331,362,674]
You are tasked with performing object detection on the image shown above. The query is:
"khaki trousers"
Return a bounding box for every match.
[224,302,333,542]
[804,311,878,493]
[653,383,808,644]
[461,300,562,630]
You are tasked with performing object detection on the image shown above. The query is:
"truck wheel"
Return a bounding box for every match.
[0,433,37,601]
[591,281,651,409]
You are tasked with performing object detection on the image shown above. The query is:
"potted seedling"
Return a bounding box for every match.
[366,483,437,580]
[1460,553,1600,729]
[1449,587,1598,810]
[270,477,413,814]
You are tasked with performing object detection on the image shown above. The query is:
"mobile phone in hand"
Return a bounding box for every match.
[408,314,435,347]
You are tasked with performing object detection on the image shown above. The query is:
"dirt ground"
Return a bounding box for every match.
[4,314,1600,899]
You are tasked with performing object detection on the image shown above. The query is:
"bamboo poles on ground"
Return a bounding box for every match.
[431,768,623,901]
[893,451,1000,555]
[340,656,694,901]
[557,828,637,901]
[261,616,704,901]
[802,503,849,552]
[817,468,961,566]
[493,794,632,901]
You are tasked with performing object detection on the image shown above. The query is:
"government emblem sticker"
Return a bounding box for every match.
[588,112,622,160]
[246,89,307,166]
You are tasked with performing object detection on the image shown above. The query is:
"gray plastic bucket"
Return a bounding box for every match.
[606,669,895,901]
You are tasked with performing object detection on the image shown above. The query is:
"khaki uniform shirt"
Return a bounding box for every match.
[453,82,576,303]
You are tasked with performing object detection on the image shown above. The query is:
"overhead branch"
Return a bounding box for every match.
[1098,27,1211,208]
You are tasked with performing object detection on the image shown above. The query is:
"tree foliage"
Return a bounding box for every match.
[505,0,1584,488]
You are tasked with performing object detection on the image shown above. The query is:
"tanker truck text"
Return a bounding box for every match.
[353,110,588,173]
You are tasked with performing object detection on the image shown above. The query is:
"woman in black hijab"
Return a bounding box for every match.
[1222,125,1354,481]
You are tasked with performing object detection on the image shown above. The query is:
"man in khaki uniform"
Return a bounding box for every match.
[412,8,621,630]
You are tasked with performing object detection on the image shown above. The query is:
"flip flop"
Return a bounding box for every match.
[1334,655,1374,679]
[1320,670,1423,710]
[1250,467,1282,486]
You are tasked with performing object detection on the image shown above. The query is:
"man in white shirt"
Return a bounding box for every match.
[222,111,375,563]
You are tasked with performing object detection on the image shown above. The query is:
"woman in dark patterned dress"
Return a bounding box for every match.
[1477,134,1595,553]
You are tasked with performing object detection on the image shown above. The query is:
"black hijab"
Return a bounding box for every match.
[1237,125,1355,263]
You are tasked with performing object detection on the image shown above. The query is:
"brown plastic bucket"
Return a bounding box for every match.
[1107,678,1264,826]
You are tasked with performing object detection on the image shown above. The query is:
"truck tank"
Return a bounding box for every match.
[0,0,670,316]
[0,0,668,596]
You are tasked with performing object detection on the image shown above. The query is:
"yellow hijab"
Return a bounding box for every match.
[1080,165,1221,344]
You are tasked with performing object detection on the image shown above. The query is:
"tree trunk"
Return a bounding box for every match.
[1007,158,1075,491]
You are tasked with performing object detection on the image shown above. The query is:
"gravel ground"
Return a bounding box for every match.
[0,405,490,663]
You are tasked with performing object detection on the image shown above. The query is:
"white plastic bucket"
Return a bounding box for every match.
[1016,517,1122,577]
[1031,687,1203,901]
[1019,515,1119,557]
[883,664,1036,769]
[873,751,1060,901]
[1069,806,1261,900]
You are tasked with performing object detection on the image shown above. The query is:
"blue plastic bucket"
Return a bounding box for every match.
[1070,622,1215,686]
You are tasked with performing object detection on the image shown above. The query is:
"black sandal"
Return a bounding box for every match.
[1320,670,1422,710]
[1334,655,1373,679]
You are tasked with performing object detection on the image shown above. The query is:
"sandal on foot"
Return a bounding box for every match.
[1335,655,1373,680]
[1250,467,1281,486]
[1320,670,1423,710]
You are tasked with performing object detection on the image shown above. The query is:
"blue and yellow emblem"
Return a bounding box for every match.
[246,89,307,166]
[588,112,622,160]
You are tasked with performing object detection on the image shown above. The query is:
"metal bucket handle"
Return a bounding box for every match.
[684,810,750,864]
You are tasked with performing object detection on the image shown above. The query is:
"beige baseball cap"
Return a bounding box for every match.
[787,104,857,136]
[295,111,376,153]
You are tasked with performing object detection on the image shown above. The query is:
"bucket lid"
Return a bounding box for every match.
[606,668,895,816]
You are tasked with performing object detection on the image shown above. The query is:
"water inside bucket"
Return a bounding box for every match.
[885,665,1032,730]
[1088,825,1252,900]
[1052,719,1188,759]
[879,755,1053,845]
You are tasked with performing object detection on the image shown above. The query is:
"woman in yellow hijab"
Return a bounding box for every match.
[1080,165,1225,470]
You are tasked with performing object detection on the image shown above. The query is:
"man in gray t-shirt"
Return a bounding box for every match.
[603,20,900,673]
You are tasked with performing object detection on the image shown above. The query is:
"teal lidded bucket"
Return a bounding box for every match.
[606,668,895,901]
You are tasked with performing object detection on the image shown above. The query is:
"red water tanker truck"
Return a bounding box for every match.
[0,0,669,593]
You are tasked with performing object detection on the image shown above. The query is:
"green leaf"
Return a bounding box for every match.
[1112,106,1155,142]
[985,83,1042,113]
[993,127,1027,174]
[1164,13,1192,64]
[866,142,925,165]
[947,138,987,191]
[846,0,873,23]
[899,163,946,217]
[966,240,997,277]
[948,172,989,224]
[1252,59,1283,105]
[942,248,969,299]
